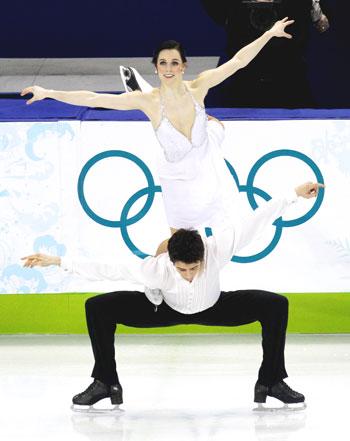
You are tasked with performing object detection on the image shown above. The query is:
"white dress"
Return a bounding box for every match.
[154,88,234,229]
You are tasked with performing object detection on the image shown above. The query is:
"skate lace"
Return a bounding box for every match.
[79,380,100,398]
[281,381,298,396]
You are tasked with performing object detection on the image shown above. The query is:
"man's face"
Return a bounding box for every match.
[174,260,202,283]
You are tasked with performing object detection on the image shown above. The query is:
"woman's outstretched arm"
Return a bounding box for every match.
[193,17,294,92]
[20,86,149,111]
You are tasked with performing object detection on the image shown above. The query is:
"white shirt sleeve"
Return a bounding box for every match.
[60,254,166,288]
[212,191,299,268]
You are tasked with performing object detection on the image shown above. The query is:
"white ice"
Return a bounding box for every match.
[1,334,349,441]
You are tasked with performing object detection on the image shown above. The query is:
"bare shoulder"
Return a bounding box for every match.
[146,87,161,104]
[185,80,206,106]
[144,88,161,109]
[141,88,162,127]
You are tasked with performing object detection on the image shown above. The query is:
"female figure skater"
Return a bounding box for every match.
[21,18,294,241]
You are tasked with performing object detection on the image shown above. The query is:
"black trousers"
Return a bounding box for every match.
[85,290,289,387]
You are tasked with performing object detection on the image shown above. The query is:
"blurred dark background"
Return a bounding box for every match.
[1,0,349,107]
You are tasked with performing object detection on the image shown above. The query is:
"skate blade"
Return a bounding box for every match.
[71,404,123,415]
[253,402,307,413]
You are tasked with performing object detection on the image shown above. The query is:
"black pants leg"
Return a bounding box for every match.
[85,289,288,387]
[85,290,188,385]
[190,290,289,387]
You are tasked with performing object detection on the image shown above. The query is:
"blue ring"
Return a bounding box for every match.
[77,150,156,228]
[77,149,325,263]
[232,184,283,263]
[120,185,162,258]
[208,151,324,262]
[246,149,325,227]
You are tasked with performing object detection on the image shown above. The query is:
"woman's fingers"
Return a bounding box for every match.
[20,87,33,96]
[20,87,36,104]
[271,18,295,38]
[20,86,43,104]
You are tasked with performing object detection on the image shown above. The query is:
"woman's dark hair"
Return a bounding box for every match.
[167,229,204,264]
[152,40,187,65]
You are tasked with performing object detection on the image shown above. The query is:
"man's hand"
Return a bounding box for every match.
[268,17,295,39]
[20,86,49,105]
[21,253,60,268]
[295,182,325,199]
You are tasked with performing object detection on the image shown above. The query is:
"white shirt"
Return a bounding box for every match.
[61,192,298,314]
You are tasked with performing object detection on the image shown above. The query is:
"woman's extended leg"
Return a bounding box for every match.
[155,227,177,256]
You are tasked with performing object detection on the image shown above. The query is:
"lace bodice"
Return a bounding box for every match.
[154,87,208,163]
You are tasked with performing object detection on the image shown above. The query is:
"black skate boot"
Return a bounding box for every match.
[119,66,153,93]
[71,379,123,413]
[254,380,306,412]
[120,66,141,92]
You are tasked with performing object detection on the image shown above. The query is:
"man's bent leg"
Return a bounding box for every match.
[191,290,288,387]
[85,291,184,385]
[256,293,288,387]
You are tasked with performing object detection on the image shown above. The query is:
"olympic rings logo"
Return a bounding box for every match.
[77,149,324,263]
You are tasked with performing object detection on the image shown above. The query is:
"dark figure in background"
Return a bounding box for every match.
[202,0,329,108]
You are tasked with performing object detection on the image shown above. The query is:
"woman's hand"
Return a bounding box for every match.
[268,17,295,39]
[21,253,60,268]
[20,86,49,105]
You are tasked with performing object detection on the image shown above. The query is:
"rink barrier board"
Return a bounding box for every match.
[0,292,350,334]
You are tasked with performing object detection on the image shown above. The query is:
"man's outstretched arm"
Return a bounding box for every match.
[22,253,60,268]
[21,252,165,287]
[214,182,325,267]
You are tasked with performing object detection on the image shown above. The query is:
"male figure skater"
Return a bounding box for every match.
[22,182,323,411]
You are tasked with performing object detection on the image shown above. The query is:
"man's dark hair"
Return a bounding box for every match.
[152,40,187,65]
[167,229,204,264]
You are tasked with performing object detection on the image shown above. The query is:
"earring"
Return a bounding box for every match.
[155,70,158,74]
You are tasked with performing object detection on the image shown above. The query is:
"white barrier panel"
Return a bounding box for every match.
[0,119,349,294]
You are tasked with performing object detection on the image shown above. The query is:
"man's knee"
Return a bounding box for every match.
[270,293,289,313]
[85,296,96,313]
[277,294,288,307]
[85,294,105,313]
[259,291,288,312]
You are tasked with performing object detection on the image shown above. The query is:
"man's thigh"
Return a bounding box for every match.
[86,291,187,328]
[190,290,286,327]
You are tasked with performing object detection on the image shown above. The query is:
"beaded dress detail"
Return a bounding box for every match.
[155,88,208,163]
[153,86,231,229]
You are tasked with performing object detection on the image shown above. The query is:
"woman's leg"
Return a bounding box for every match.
[207,114,225,129]
[155,227,177,256]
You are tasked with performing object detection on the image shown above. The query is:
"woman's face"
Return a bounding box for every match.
[156,49,186,83]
